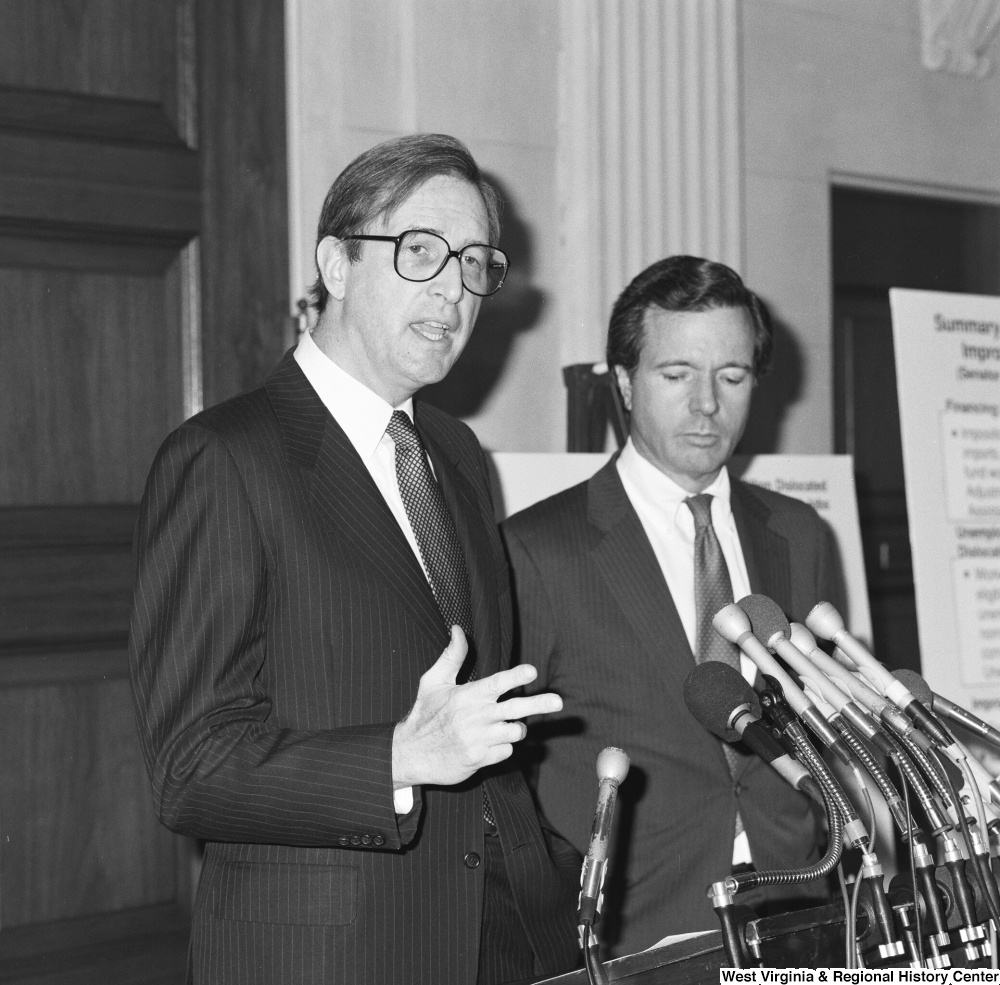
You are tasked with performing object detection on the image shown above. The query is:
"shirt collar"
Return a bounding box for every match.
[293,330,414,464]
[617,437,733,526]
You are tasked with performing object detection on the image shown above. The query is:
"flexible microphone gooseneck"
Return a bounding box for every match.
[736,594,909,959]
[738,597,918,838]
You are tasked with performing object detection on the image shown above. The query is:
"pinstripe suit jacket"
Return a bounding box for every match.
[128,352,578,985]
[502,457,846,958]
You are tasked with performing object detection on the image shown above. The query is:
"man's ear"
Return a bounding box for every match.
[612,365,633,412]
[315,236,349,302]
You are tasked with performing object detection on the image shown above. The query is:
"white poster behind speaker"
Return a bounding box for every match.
[890,288,1000,722]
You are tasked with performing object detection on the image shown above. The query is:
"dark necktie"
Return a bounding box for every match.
[685,493,746,837]
[386,410,474,639]
[386,410,495,828]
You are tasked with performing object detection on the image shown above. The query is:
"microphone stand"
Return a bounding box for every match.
[757,680,911,965]
[708,680,849,968]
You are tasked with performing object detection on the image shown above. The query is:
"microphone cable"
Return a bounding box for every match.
[582,922,609,985]
[929,739,1000,935]
[900,775,926,966]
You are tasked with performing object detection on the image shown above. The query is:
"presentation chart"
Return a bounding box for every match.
[891,289,1000,714]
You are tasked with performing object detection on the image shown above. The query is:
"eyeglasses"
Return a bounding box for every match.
[344,230,509,297]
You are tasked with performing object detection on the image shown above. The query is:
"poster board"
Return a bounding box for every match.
[488,452,871,640]
[890,288,1000,722]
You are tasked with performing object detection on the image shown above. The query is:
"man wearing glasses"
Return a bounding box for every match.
[128,134,579,985]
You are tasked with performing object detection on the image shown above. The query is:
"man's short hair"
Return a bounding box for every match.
[309,133,502,314]
[606,255,774,378]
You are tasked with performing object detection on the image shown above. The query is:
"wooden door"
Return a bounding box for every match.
[0,3,289,982]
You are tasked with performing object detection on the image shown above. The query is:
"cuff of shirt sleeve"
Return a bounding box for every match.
[393,785,414,814]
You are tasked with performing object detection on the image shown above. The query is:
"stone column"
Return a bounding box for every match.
[556,0,744,365]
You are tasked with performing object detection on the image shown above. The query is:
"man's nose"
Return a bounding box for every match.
[690,376,719,415]
[429,254,464,303]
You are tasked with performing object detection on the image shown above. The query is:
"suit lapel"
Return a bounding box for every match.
[265,353,447,649]
[586,459,696,701]
[730,479,792,615]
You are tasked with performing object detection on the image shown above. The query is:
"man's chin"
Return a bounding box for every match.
[410,359,462,394]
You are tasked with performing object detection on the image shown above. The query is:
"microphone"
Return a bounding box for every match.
[683,661,823,803]
[895,670,1000,814]
[787,623,898,757]
[894,669,1000,751]
[578,746,630,926]
[714,601,853,766]
[785,622,925,747]
[806,602,951,747]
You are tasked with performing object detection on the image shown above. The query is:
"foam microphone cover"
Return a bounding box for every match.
[893,669,933,705]
[737,594,792,649]
[683,660,761,743]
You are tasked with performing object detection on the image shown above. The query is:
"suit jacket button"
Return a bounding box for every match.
[464,852,481,869]
[350,835,361,846]
[338,836,349,847]
[361,834,372,845]
[373,834,385,846]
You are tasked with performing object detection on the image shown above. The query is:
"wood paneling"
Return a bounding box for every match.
[0,2,289,981]
[0,679,177,927]
[199,0,290,402]
[0,1,191,112]
[0,904,188,985]
[0,262,184,504]
[0,507,136,652]
[0,132,199,237]
[0,86,186,147]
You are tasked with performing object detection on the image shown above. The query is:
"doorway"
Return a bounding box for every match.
[832,186,1000,673]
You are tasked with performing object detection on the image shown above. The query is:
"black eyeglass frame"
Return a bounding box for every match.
[344,231,509,297]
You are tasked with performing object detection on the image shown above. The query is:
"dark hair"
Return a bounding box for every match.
[606,255,774,378]
[309,133,502,313]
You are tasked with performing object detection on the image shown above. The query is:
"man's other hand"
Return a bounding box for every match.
[391,626,562,789]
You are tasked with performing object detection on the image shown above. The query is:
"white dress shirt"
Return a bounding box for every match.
[616,437,755,864]
[294,330,422,814]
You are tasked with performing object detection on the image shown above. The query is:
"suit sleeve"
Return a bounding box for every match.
[128,424,421,849]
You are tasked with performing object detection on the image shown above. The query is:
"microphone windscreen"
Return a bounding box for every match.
[596,746,630,784]
[683,661,760,742]
[738,594,791,649]
[893,669,933,705]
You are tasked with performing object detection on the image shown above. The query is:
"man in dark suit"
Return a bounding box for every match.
[128,134,579,985]
[503,256,845,958]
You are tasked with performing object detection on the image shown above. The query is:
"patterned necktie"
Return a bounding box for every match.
[685,494,740,673]
[386,411,474,639]
[386,411,496,828]
[685,493,746,838]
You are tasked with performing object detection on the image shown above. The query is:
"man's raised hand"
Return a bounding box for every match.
[391,626,562,789]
